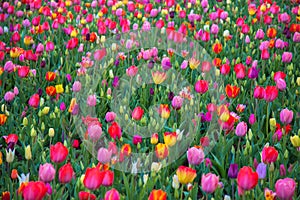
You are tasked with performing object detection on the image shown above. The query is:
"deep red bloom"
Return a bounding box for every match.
[237,166,258,194]
[83,167,103,190]
[58,163,75,184]
[22,181,48,200]
[264,86,278,102]
[262,146,278,164]
[108,122,122,139]
[78,191,96,200]
[50,142,68,163]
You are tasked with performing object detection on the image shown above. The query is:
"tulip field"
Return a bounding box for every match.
[1,0,300,199]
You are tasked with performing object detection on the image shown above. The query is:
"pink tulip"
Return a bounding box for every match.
[280,108,293,125]
[126,65,138,77]
[235,121,247,137]
[195,80,209,94]
[28,94,40,108]
[4,91,15,102]
[105,188,120,200]
[87,94,97,107]
[72,81,81,92]
[282,52,292,63]
[275,178,296,200]
[132,106,144,121]
[88,123,102,141]
[97,148,112,163]
[201,173,219,194]
[187,147,205,165]
[105,112,116,122]
[39,163,56,182]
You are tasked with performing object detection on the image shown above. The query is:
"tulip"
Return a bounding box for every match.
[234,63,246,79]
[280,164,286,177]
[132,106,144,121]
[225,84,240,98]
[290,135,300,147]
[249,114,256,125]
[194,80,209,94]
[105,188,120,200]
[262,146,278,164]
[97,148,112,163]
[5,149,15,163]
[50,142,68,163]
[276,78,286,91]
[22,181,47,200]
[155,143,169,159]
[108,122,122,139]
[201,173,219,194]
[158,104,170,119]
[176,166,197,184]
[275,178,296,200]
[25,145,32,160]
[163,132,177,147]
[237,166,258,192]
[87,94,97,107]
[152,71,167,84]
[126,65,138,77]
[256,163,267,179]
[105,112,116,122]
[28,94,40,108]
[264,188,276,200]
[101,170,114,186]
[148,189,167,200]
[187,147,205,165]
[280,108,293,124]
[282,52,292,63]
[171,96,183,110]
[39,163,56,182]
[87,123,102,141]
[151,133,159,144]
[133,135,142,145]
[58,163,74,184]
[4,91,15,102]
[83,167,103,190]
[264,86,278,102]
[235,122,247,137]
[228,163,238,179]
[78,192,96,200]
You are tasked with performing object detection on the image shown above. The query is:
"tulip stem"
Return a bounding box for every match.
[231,179,234,200]
[180,184,184,200]
[266,103,269,135]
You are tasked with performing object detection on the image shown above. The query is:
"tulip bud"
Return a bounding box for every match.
[49,128,55,137]
[42,107,50,115]
[248,129,253,140]
[297,77,300,86]
[41,122,45,132]
[284,150,289,159]
[23,117,28,126]
[31,127,37,137]
[269,162,275,172]
[6,149,15,163]
[269,118,276,129]
[25,145,32,160]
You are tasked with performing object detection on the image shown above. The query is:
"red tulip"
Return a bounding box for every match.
[195,80,209,94]
[66,38,78,50]
[225,84,240,98]
[17,66,30,78]
[83,167,103,190]
[78,191,96,200]
[11,32,20,43]
[58,163,75,184]
[101,170,114,186]
[50,142,68,163]
[264,86,278,102]
[262,146,278,164]
[108,122,122,139]
[22,181,47,200]
[237,166,258,195]
[132,106,144,121]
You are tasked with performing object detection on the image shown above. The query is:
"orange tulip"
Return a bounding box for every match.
[46,86,56,96]
[225,84,240,98]
[212,42,222,54]
[0,114,7,126]
[267,28,277,38]
[11,169,18,180]
[148,189,167,200]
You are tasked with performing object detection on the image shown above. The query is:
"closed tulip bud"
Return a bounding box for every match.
[269,162,275,172]
[41,122,45,132]
[25,145,32,160]
[31,127,37,137]
[49,128,55,137]
[269,118,276,128]
[296,77,300,86]
[284,150,289,159]
[23,117,28,126]
[109,70,114,78]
